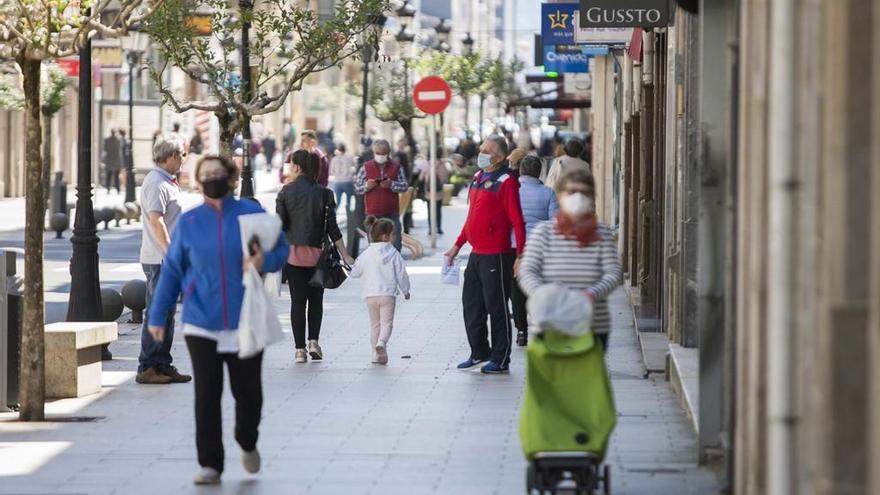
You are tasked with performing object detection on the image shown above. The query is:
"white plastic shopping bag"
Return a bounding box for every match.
[442,256,461,285]
[263,271,282,298]
[238,213,285,358]
[239,265,285,358]
[526,284,594,337]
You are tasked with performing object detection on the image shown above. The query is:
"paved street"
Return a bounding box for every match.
[0,195,718,494]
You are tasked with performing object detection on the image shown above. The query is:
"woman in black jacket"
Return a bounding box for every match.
[276,150,354,364]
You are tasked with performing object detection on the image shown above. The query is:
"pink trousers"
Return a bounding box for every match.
[366,296,396,349]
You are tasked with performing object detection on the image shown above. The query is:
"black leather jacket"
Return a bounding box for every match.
[275,176,342,248]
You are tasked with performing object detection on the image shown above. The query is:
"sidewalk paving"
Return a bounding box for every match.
[0,198,719,494]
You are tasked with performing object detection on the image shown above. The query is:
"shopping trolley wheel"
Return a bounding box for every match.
[603,464,611,494]
[526,463,536,493]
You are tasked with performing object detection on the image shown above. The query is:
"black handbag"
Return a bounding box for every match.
[309,195,350,289]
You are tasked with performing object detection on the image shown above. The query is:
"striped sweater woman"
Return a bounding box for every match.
[517,168,622,348]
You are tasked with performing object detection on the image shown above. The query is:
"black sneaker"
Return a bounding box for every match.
[516,331,528,347]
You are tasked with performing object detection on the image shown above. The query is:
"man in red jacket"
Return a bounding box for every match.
[445,134,526,374]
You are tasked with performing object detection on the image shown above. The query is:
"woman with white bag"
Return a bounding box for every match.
[147,155,289,485]
[517,167,622,352]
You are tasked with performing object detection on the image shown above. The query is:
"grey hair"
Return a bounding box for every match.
[372,138,391,154]
[519,155,543,179]
[153,135,185,163]
[485,134,509,158]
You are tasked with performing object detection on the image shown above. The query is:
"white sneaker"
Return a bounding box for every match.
[376,341,388,365]
[241,448,261,474]
[193,467,221,485]
[371,352,380,364]
[295,349,307,364]
[308,340,323,361]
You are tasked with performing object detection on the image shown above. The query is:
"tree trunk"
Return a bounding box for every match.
[41,110,52,214]
[463,96,470,132]
[18,58,45,422]
[217,110,235,158]
[400,118,416,158]
[479,94,486,134]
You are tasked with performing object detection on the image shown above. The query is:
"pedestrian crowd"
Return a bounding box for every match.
[134,125,618,484]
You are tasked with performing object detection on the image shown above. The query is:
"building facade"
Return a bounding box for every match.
[588,0,880,493]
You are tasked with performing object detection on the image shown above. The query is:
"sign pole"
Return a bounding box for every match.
[412,75,452,251]
[429,113,438,249]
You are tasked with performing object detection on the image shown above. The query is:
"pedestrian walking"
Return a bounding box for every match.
[276,150,355,364]
[517,167,622,352]
[511,155,559,346]
[102,129,123,193]
[354,139,408,252]
[189,131,204,155]
[147,154,289,484]
[445,134,526,375]
[419,154,451,235]
[262,131,277,171]
[544,138,590,190]
[329,143,357,211]
[300,129,330,187]
[348,216,411,365]
[394,139,414,234]
[136,136,191,385]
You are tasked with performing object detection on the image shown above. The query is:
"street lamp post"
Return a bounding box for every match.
[121,29,148,204]
[67,34,103,327]
[434,19,451,53]
[396,27,415,94]
[462,32,474,131]
[238,0,256,199]
[360,43,372,138]
[395,1,416,95]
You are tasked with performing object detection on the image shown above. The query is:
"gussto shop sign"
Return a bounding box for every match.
[579,0,669,28]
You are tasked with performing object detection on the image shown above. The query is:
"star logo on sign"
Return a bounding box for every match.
[548,10,569,29]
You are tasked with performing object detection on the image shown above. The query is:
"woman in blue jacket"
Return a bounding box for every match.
[147,155,289,485]
[512,155,559,346]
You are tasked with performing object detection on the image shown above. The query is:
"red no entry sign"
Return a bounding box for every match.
[413,76,452,115]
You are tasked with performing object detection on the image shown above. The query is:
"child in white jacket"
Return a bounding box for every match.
[349,216,411,365]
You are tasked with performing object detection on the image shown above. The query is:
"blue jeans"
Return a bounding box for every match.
[138,263,176,372]
[331,181,355,211]
[373,213,403,252]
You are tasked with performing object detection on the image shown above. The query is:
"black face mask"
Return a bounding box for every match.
[202,178,230,199]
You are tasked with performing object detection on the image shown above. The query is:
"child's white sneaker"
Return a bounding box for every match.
[376,341,388,365]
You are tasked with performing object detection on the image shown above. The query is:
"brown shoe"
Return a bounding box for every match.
[160,366,192,383]
[136,367,173,385]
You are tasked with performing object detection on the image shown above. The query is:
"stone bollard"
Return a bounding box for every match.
[122,279,147,324]
[97,207,114,230]
[113,206,127,227]
[99,287,124,362]
[50,213,69,239]
[101,288,124,322]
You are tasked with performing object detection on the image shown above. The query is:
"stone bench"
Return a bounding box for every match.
[45,322,118,399]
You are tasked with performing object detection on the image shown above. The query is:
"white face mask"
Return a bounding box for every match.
[559,193,594,217]
[374,154,388,164]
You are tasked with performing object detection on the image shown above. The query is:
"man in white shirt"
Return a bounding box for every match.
[136,136,192,385]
